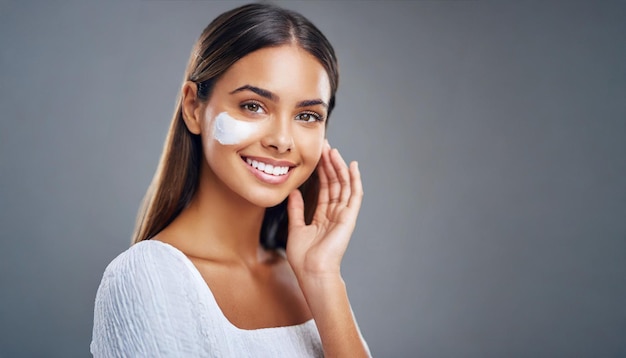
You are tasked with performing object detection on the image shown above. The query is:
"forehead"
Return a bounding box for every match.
[216,45,331,102]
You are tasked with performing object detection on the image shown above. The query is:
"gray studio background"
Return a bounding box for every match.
[1,1,625,357]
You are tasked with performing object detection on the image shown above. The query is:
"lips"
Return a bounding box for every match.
[245,158,289,176]
[241,156,296,185]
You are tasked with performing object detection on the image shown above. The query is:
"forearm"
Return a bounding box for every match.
[299,274,370,358]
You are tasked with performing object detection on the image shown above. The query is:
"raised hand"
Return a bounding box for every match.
[286,140,364,279]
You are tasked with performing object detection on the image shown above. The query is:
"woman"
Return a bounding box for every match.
[91,3,370,357]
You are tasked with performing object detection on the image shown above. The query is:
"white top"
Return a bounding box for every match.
[91,240,368,357]
[91,240,323,357]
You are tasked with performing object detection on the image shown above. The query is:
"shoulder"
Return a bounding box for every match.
[103,240,186,276]
[91,240,208,356]
[96,240,194,301]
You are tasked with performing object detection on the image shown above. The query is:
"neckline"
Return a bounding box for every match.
[142,239,315,333]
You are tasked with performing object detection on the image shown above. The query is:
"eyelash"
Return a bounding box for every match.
[240,101,325,123]
[241,101,265,114]
[295,111,325,123]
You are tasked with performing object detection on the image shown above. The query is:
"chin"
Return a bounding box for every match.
[236,171,310,209]
[245,191,290,209]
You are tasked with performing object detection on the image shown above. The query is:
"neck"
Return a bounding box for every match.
[164,164,270,265]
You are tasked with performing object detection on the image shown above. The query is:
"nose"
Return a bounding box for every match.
[261,114,294,153]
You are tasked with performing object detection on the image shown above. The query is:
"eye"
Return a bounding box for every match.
[295,111,324,123]
[241,101,265,114]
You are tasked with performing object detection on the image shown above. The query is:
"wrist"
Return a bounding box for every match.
[289,254,342,279]
[296,271,346,294]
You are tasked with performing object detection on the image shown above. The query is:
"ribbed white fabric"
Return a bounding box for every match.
[90,240,326,357]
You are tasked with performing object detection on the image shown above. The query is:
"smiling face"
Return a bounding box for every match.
[192,45,331,208]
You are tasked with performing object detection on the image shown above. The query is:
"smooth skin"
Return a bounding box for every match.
[155,45,368,357]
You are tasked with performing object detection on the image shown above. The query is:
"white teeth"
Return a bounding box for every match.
[245,158,289,176]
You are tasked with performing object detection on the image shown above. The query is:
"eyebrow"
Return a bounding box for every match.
[296,99,328,109]
[230,85,278,102]
[229,84,328,109]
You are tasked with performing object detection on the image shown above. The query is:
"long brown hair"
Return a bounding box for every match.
[131,3,339,249]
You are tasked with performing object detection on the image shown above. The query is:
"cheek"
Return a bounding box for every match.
[210,112,261,145]
[298,129,325,165]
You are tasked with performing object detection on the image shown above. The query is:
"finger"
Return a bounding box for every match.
[314,154,330,218]
[323,146,341,206]
[287,189,306,229]
[347,161,364,211]
[330,148,352,206]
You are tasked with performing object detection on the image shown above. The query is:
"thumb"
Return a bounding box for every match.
[287,189,305,229]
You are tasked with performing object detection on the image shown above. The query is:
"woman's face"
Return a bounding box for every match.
[199,45,331,208]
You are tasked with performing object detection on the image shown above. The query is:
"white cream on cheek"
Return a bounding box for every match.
[211,111,261,145]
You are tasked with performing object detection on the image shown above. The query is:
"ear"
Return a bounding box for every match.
[181,81,203,135]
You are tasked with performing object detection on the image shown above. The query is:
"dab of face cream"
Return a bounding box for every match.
[212,112,261,145]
